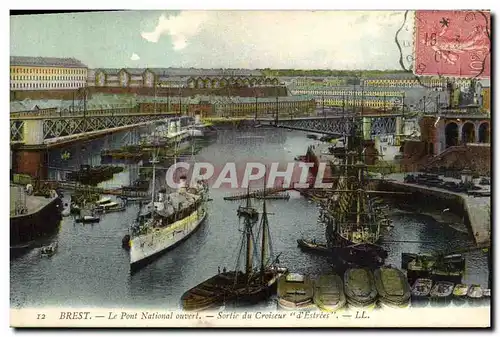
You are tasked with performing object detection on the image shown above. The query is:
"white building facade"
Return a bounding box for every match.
[10,56,88,91]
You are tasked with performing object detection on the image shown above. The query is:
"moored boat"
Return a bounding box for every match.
[96,197,112,206]
[297,239,332,256]
[429,281,454,307]
[61,206,71,217]
[452,284,469,306]
[277,273,315,311]
[402,253,465,285]
[374,266,411,309]
[181,179,286,311]
[40,242,58,257]
[70,203,81,215]
[411,278,433,307]
[254,192,290,200]
[313,274,346,312]
[129,137,209,272]
[467,284,483,306]
[481,289,491,306]
[129,177,209,271]
[75,215,100,224]
[94,201,126,214]
[344,268,378,309]
[181,272,240,311]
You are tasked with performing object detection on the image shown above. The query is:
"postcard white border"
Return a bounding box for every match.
[4,0,498,334]
[9,307,491,328]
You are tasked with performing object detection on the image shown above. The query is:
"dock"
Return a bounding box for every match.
[10,185,58,218]
[224,187,293,201]
[10,185,63,246]
[40,181,149,198]
[384,173,491,246]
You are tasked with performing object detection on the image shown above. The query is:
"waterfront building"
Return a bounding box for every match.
[210,95,316,118]
[281,76,347,87]
[10,56,88,91]
[289,84,450,113]
[361,74,448,90]
[10,94,136,114]
[476,79,490,113]
[136,95,316,118]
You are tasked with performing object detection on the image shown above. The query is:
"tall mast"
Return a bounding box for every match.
[150,146,159,203]
[246,216,254,277]
[245,183,253,277]
[260,169,269,280]
[356,163,362,226]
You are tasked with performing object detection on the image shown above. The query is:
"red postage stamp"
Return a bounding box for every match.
[414,10,490,78]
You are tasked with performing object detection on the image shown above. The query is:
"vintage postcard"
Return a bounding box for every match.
[9,9,491,328]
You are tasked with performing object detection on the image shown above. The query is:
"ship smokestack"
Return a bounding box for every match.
[178,175,187,190]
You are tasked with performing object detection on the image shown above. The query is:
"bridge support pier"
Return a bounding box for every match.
[12,120,48,179]
[13,149,48,179]
[394,116,403,146]
[22,120,45,146]
[362,117,371,140]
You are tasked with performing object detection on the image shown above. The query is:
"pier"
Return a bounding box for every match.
[383,173,491,246]
[223,186,293,200]
[39,181,149,198]
[10,185,63,246]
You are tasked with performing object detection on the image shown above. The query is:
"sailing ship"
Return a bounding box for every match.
[309,90,398,268]
[322,155,394,268]
[127,130,209,272]
[181,180,287,311]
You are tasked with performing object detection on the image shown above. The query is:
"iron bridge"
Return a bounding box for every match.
[261,115,399,136]
[10,108,186,144]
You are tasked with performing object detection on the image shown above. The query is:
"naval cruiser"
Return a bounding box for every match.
[126,137,209,272]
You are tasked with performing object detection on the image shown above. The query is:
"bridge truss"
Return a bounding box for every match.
[274,116,397,136]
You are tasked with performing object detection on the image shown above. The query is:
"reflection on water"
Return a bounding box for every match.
[10,128,487,309]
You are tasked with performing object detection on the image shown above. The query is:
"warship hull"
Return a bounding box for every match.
[130,207,207,272]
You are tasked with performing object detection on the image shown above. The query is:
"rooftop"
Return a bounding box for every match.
[92,68,266,77]
[10,56,87,68]
[10,94,136,112]
[477,79,491,88]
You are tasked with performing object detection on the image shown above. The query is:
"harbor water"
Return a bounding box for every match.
[10,127,488,309]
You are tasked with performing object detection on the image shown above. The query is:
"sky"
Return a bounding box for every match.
[10,10,411,70]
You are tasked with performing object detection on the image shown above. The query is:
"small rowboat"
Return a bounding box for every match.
[374,267,411,309]
[411,278,433,307]
[429,281,454,307]
[41,242,58,257]
[344,268,378,309]
[75,215,100,224]
[313,274,346,312]
[467,284,483,306]
[452,284,469,306]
